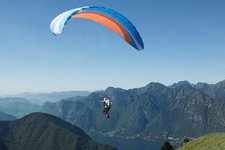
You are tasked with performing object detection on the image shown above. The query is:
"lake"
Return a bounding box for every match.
[91,135,163,150]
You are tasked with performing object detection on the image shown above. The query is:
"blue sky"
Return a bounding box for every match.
[0,0,225,95]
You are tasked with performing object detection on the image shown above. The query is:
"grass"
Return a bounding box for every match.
[177,133,225,150]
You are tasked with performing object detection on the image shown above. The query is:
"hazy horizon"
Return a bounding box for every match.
[0,78,224,96]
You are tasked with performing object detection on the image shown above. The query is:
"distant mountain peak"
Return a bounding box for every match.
[196,82,209,85]
[215,79,225,85]
[169,80,192,89]
[195,82,210,88]
[146,82,165,88]
[142,82,168,93]
[105,87,126,95]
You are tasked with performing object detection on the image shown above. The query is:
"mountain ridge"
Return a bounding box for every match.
[41,79,225,139]
[0,112,116,150]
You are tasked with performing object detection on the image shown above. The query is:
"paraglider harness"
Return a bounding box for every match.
[101,98,112,119]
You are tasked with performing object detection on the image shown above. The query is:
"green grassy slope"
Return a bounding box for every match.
[177,133,225,150]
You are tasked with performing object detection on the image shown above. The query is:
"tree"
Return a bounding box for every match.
[160,141,174,150]
[183,138,190,143]
[181,138,190,146]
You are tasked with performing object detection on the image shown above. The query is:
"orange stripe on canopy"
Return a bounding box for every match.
[72,12,131,44]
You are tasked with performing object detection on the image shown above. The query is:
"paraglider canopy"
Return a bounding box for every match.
[50,6,144,50]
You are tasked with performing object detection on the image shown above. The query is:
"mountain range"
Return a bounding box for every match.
[41,80,225,139]
[0,112,116,150]
[193,80,225,101]
[1,80,225,149]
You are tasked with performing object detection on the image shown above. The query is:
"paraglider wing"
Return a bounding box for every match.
[50,6,89,35]
[50,6,144,50]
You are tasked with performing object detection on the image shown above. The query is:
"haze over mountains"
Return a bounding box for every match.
[0,91,90,118]
[0,97,41,118]
[1,80,225,149]
[0,111,16,121]
[19,91,90,102]
[3,91,90,104]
